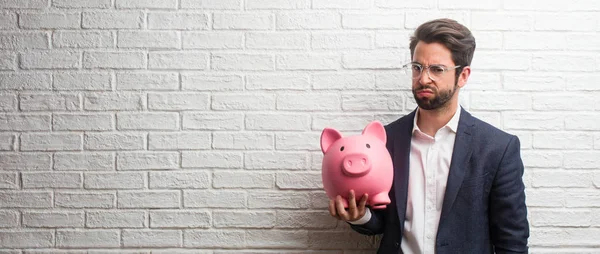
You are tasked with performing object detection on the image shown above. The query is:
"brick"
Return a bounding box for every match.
[148,132,210,150]
[213,132,273,150]
[0,114,50,131]
[84,172,144,190]
[148,12,208,29]
[87,210,145,228]
[117,152,179,170]
[533,54,595,72]
[152,250,210,254]
[0,153,51,171]
[522,151,563,168]
[116,72,178,90]
[504,32,566,50]
[212,53,273,71]
[314,0,371,8]
[54,152,114,171]
[246,32,308,49]
[180,0,241,9]
[19,12,80,29]
[0,210,19,227]
[312,32,372,49]
[117,31,179,49]
[246,229,308,248]
[182,151,242,168]
[212,93,275,110]
[20,133,81,151]
[118,191,180,208]
[246,0,309,9]
[53,72,111,91]
[149,52,208,70]
[183,112,243,130]
[504,113,563,131]
[53,31,113,48]
[117,112,178,131]
[84,132,144,151]
[532,171,593,188]
[53,0,111,8]
[503,74,565,91]
[184,230,244,248]
[566,114,600,131]
[276,12,340,30]
[564,152,600,169]
[0,51,16,70]
[275,211,337,229]
[307,231,370,249]
[182,32,243,49]
[116,0,177,9]
[20,93,80,111]
[534,94,594,111]
[565,190,600,207]
[122,230,181,247]
[342,13,403,29]
[312,114,379,132]
[56,191,114,208]
[375,72,412,90]
[342,93,403,111]
[530,228,600,246]
[471,31,502,49]
[0,32,48,49]
[0,73,51,90]
[343,50,403,69]
[149,171,210,189]
[535,13,597,31]
[471,52,531,70]
[53,113,113,131]
[596,134,600,150]
[184,190,245,208]
[275,132,320,151]
[375,31,410,49]
[83,11,143,29]
[182,74,242,91]
[213,13,272,30]
[0,94,16,111]
[375,0,435,8]
[245,151,306,170]
[534,132,594,149]
[567,75,600,91]
[148,92,209,110]
[246,74,309,90]
[276,172,322,189]
[0,11,16,29]
[276,53,338,70]
[470,92,531,110]
[56,230,119,248]
[83,51,145,69]
[23,250,89,254]
[213,171,274,188]
[213,211,275,228]
[0,230,53,248]
[150,211,210,228]
[471,12,531,31]
[84,92,143,111]
[567,34,600,51]
[277,93,339,111]
[0,172,18,189]
[23,211,84,228]
[0,191,52,208]
[22,172,81,188]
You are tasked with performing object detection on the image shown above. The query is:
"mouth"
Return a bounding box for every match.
[416,89,434,96]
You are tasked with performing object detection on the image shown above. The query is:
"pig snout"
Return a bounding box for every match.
[341,153,371,177]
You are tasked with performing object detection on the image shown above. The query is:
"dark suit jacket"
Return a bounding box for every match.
[350,108,529,254]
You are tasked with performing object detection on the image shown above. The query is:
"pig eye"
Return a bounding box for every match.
[366,144,371,148]
[340,146,344,151]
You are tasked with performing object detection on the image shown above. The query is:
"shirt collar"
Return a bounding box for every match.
[412,105,462,134]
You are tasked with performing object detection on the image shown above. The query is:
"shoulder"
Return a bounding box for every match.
[466,111,519,151]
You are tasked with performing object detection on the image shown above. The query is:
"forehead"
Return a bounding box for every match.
[412,41,454,65]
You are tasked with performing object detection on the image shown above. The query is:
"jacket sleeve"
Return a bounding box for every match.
[348,207,387,236]
[490,135,530,254]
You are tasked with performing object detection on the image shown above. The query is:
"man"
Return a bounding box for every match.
[328,18,529,253]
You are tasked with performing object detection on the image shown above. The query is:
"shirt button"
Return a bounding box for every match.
[395,242,400,248]
[427,235,432,239]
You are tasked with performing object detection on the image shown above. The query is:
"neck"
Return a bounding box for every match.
[416,101,458,137]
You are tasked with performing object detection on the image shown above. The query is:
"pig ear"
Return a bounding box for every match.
[320,128,343,154]
[362,121,386,144]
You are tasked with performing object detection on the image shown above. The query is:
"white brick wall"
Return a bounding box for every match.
[0,0,598,253]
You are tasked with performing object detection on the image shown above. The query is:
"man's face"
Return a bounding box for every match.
[411,41,463,110]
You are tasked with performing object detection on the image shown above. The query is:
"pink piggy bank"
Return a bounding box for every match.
[320,121,393,209]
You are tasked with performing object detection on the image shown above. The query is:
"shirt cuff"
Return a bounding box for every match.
[347,208,372,225]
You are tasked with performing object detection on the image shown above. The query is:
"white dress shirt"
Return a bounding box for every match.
[350,105,461,254]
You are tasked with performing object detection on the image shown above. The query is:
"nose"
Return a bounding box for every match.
[341,153,371,177]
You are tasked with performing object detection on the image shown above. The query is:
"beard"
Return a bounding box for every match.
[412,80,458,110]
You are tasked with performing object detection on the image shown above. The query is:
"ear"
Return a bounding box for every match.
[457,66,471,89]
[362,121,386,144]
[320,128,343,154]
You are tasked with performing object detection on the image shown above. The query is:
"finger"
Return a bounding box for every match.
[348,190,357,217]
[328,199,338,218]
[335,195,349,221]
[358,193,369,213]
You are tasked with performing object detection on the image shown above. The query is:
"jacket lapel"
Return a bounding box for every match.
[393,110,415,230]
[438,108,475,225]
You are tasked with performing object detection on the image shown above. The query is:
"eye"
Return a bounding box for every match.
[430,66,446,74]
[366,144,370,148]
[411,64,422,72]
[340,146,344,151]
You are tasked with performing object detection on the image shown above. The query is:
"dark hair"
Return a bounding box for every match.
[409,18,476,77]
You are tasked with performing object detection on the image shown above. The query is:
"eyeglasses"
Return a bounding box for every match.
[401,63,461,81]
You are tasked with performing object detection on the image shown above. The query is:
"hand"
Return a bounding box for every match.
[328,189,368,222]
